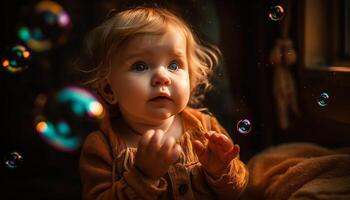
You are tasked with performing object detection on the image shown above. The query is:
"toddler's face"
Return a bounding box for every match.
[107,25,190,124]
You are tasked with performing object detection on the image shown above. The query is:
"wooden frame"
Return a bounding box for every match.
[297,0,350,146]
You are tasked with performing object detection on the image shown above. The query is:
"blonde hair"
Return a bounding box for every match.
[79,6,221,107]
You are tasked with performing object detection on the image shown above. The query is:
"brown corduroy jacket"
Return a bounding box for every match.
[80,107,249,200]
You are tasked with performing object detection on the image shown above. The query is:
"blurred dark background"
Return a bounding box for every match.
[1,0,349,199]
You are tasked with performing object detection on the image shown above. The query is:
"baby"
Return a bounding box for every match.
[79,6,248,200]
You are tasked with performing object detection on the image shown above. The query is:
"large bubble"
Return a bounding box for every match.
[1,45,31,73]
[17,0,72,52]
[34,86,104,152]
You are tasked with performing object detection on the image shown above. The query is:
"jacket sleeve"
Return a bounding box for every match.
[79,131,168,200]
[203,116,249,199]
[202,158,249,199]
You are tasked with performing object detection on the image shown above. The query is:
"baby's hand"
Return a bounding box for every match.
[193,131,240,179]
[134,129,182,182]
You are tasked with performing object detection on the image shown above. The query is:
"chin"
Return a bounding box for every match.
[149,108,176,119]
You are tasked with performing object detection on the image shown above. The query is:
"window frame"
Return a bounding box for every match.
[297,0,350,127]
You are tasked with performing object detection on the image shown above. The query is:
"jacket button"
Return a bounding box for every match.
[178,183,188,195]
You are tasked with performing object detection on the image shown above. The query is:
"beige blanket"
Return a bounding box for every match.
[240,143,350,200]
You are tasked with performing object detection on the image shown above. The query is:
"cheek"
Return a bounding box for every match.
[114,77,149,102]
[176,74,191,101]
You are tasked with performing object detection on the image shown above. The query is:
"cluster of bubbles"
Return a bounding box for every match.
[1,0,72,75]
[236,119,252,134]
[34,86,104,152]
[235,92,330,135]
[0,1,335,165]
[17,0,72,52]
[317,92,330,107]
[4,152,23,169]
[235,91,330,135]
[268,5,285,21]
[1,45,31,73]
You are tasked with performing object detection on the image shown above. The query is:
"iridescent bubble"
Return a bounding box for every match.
[4,152,23,169]
[34,86,105,152]
[17,0,72,52]
[236,119,252,134]
[268,5,285,21]
[1,45,31,73]
[317,92,330,107]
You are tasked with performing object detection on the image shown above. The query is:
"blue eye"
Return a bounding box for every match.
[132,62,148,71]
[168,62,179,71]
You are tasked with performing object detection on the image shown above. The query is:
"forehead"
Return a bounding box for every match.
[118,25,187,60]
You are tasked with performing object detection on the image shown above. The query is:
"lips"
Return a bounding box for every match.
[150,96,172,101]
[149,93,172,103]
[152,96,169,100]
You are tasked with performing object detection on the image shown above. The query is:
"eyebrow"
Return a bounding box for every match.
[124,50,185,61]
[171,50,185,57]
[124,52,146,61]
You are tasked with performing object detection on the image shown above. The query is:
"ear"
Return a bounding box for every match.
[99,79,117,105]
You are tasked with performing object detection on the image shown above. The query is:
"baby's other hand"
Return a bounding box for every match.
[134,129,182,182]
[193,131,239,179]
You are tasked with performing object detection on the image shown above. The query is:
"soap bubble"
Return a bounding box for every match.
[317,92,329,107]
[236,119,252,134]
[17,0,72,52]
[268,5,285,21]
[4,152,23,169]
[34,86,104,152]
[1,45,31,73]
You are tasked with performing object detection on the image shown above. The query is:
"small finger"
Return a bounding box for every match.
[225,144,240,160]
[159,137,176,158]
[138,129,155,151]
[193,140,206,156]
[204,131,216,140]
[210,133,233,151]
[167,144,182,164]
[147,129,163,152]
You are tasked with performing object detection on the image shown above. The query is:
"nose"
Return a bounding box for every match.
[151,68,171,86]
[151,66,171,86]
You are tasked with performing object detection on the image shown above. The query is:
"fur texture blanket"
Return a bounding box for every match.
[240,142,350,200]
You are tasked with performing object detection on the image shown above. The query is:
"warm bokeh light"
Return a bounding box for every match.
[2,60,9,67]
[88,101,104,118]
[36,121,48,133]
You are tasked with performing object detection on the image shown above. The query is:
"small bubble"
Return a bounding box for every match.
[236,119,252,134]
[317,92,329,107]
[268,5,285,21]
[4,152,23,169]
[1,45,31,73]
